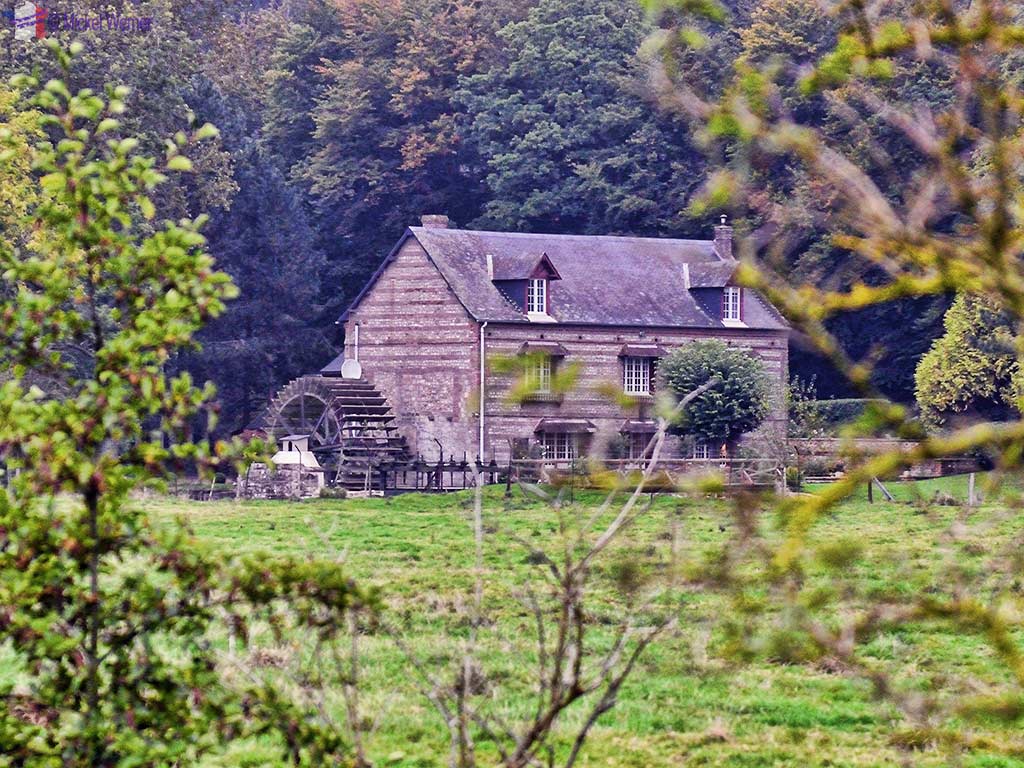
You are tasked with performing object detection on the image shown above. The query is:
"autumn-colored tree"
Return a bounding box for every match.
[0,87,40,238]
[264,0,509,320]
[737,0,834,67]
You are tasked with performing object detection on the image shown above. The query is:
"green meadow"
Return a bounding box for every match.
[127,475,1023,767]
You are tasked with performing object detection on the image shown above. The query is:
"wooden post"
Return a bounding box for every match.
[867,480,873,504]
[872,477,895,502]
[968,472,976,507]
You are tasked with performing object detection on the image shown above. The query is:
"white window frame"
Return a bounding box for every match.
[623,356,652,395]
[692,441,711,460]
[540,432,577,462]
[723,286,742,322]
[527,279,547,314]
[526,356,553,393]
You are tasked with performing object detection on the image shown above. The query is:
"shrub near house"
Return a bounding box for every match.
[659,340,771,457]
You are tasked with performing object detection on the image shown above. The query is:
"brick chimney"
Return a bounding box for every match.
[421,214,450,229]
[714,215,734,260]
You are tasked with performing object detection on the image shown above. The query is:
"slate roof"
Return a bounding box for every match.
[491,252,560,281]
[687,262,738,288]
[341,227,788,330]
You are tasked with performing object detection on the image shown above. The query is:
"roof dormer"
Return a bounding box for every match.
[489,252,561,321]
[489,252,561,282]
[686,261,746,326]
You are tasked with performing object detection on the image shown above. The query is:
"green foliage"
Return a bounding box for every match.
[0,48,365,766]
[788,377,888,437]
[915,294,1021,428]
[646,0,1024,761]
[457,0,702,234]
[659,340,771,444]
[0,0,238,217]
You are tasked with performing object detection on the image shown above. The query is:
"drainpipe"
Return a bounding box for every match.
[353,322,360,362]
[479,321,488,460]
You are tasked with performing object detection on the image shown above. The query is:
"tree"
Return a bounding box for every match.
[458,0,703,235]
[658,340,771,452]
[0,0,239,217]
[647,0,954,402]
[265,0,506,321]
[0,45,366,765]
[261,0,345,177]
[182,77,330,433]
[915,294,1021,428]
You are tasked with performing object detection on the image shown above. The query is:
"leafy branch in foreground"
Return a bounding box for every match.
[646,0,1024,760]
[0,43,369,766]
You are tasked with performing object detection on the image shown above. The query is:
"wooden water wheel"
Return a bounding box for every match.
[264,375,411,489]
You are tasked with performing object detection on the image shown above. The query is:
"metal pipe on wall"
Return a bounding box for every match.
[479,321,488,460]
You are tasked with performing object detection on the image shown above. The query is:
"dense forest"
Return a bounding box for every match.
[0,0,950,432]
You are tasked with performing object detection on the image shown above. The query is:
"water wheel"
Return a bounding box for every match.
[263,375,411,488]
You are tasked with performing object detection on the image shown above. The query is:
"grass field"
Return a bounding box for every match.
[136,474,1024,768]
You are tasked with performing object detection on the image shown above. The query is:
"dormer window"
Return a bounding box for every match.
[723,286,742,322]
[491,252,559,321]
[527,278,547,314]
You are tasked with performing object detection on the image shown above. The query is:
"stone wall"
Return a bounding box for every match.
[482,323,789,463]
[239,464,324,500]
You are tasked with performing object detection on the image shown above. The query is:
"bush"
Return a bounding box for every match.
[659,340,771,449]
[788,376,887,436]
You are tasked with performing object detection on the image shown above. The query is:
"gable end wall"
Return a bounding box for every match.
[343,238,479,461]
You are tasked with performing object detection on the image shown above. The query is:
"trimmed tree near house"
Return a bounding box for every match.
[659,340,771,455]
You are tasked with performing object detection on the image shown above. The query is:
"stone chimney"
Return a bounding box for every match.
[421,214,450,229]
[714,215,734,261]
